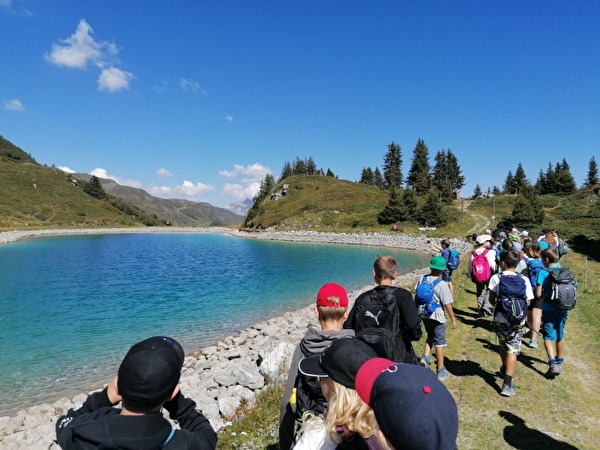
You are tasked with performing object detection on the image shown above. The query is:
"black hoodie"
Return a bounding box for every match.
[56,388,217,450]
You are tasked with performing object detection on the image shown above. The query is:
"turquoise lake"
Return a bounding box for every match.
[0,232,429,416]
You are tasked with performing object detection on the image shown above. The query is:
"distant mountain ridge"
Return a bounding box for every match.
[73,174,243,227]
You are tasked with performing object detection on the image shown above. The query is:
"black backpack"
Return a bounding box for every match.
[352,287,401,361]
[494,275,528,325]
[293,369,326,426]
[543,268,578,310]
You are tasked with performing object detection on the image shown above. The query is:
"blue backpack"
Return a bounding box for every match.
[495,275,528,325]
[415,276,442,316]
[447,249,460,270]
[526,259,545,289]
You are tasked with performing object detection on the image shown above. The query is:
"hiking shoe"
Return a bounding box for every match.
[500,384,516,397]
[528,340,538,349]
[546,362,561,378]
[437,367,450,381]
[419,355,431,367]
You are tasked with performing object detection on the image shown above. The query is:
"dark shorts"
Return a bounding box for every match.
[423,318,447,348]
[528,297,543,310]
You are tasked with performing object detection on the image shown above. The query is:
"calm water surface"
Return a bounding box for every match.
[0,232,428,415]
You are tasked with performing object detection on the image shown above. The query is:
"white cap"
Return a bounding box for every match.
[476,234,492,244]
[519,230,529,237]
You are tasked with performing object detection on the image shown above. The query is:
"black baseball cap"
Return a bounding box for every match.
[117,336,185,410]
[298,337,378,388]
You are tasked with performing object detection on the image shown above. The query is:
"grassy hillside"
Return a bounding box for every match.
[244,175,462,232]
[0,160,163,229]
[246,176,600,259]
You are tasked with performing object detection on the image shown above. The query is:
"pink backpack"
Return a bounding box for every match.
[471,249,491,283]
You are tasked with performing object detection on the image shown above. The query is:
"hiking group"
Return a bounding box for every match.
[466,223,577,398]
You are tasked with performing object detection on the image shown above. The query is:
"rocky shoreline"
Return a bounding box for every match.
[0,228,470,449]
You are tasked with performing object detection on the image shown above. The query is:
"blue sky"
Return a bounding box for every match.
[1,1,599,210]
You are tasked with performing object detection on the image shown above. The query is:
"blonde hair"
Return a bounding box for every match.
[301,379,376,445]
[317,305,348,323]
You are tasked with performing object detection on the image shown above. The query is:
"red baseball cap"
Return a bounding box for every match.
[316,282,348,307]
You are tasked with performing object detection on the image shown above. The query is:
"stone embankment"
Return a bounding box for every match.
[0,228,471,449]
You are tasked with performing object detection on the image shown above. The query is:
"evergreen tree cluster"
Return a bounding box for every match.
[279,157,335,181]
[535,159,578,195]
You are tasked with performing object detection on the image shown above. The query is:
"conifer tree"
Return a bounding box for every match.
[472,184,483,199]
[359,167,374,184]
[373,167,384,189]
[535,169,547,194]
[511,185,545,228]
[406,139,432,194]
[503,171,516,194]
[417,191,447,227]
[446,150,465,196]
[400,189,419,221]
[377,188,404,224]
[383,142,403,190]
[280,161,293,181]
[492,186,502,196]
[326,168,335,177]
[584,156,599,188]
[544,162,558,194]
[305,157,317,175]
[555,159,577,194]
[83,175,108,200]
[513,163,530,194]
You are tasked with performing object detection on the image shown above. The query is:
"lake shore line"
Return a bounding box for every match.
[0,227,470,449]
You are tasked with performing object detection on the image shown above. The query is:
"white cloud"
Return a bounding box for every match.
[4,99,25,111]
[58,166,75,173]
[218,169,237,179]
[218,163,272,200]
[218,163,272,180]
[97,66,134,92]
[148,180,214,198]
[156,168,173,178]
[90,167,142,188]
[45,19,132,92]
[45,19,112,69]
[225,115,234,122]
[180,78,206,94]
[0,0,12,6]
[222,181,262,200]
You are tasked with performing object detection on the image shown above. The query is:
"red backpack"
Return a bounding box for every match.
[471,249,492,283]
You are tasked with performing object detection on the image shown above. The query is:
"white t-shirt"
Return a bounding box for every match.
[293,421,337,450]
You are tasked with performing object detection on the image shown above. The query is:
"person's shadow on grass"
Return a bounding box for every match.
[444,356,500,393]
[453,307,495,332]
[477,338,548,378]
[499,411,579,449]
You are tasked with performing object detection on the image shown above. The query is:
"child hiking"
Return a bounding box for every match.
[416,255,457,381]
[344,256,422,364]
[439,238,460,294]
[488,250,534,397]
[467,234,497,316]
[278,283,355,450]
[537,249,578,378]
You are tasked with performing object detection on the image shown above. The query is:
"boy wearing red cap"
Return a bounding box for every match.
[55,336,217,449]
[279,283,355,450]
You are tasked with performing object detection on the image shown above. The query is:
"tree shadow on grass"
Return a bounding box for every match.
[453,307,495,332]
[444,356,500,394]
[499,411,578,449]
